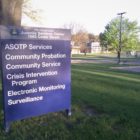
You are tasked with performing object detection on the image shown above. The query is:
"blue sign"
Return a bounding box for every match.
[0,26,71,131]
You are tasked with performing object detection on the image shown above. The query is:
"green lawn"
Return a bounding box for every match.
[0,63,140,140]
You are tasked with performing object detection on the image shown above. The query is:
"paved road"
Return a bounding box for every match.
[71,58,140,72]
[111,66,140,72]
[71,59,117,64]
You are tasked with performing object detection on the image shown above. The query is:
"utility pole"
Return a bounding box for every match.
[117,12,126,63]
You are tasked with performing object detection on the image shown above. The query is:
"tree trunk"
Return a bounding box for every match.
[0,0,23,26]
[0,0,2,21]
[84,50,87,56]
[117,51,121,64]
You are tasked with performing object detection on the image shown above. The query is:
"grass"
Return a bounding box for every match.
[0,62,140,139]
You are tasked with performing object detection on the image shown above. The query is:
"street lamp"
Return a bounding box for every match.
[117,12,126,63]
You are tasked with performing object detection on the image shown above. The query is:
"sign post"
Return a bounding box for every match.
[0,26,71,132]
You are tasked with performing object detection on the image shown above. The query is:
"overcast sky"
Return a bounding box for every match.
[22,0,140,35]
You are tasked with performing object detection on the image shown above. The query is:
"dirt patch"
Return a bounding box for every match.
[112,123,123,133]
[82,105,103,117]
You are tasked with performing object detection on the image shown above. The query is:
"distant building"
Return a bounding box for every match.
[71,46,81,54]
[90,42,102,53]
[71,41,81,54]
[71,41,102,54]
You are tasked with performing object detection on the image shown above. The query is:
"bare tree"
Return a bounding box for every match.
[22,0,43,24]
[73,30,89,55]
[63,22,91,55]
[63,22,87,34]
